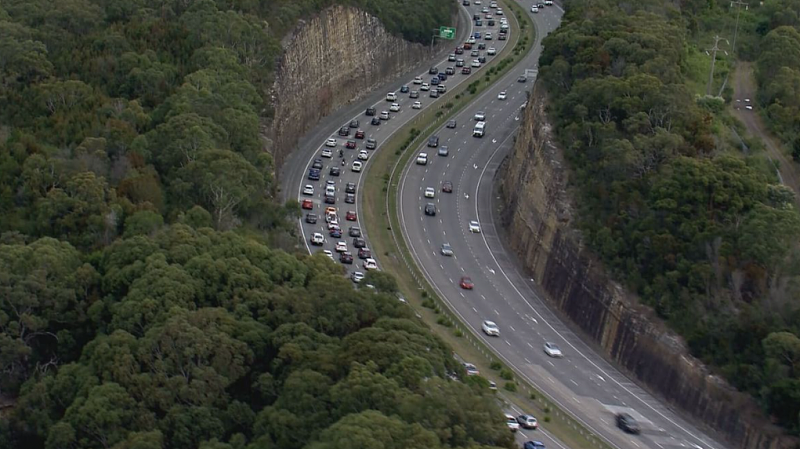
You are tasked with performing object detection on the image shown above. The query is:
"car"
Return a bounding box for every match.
[429,66,438,75]
[358,150,369,161]
[416,153,428,165]
[456,58,465,67]
[518,75,527,82]
[424,187,435,198]
[346,182,356,194]
[410,90,419,99]
[437,85,446,93]
[329,166,340,176]
[616,413,640,434]
[335,241,347,252]
[380,110,390,120]
[312,158,323,169]
[327,220,339,230]
[321,148,333,158]
[745,105,753,110]
[475,19,482,26]
[345,193,356,203]
[488,380,497,390]
[471,49,479,57]
[413,76,423,84]
[386,92,397,101]
[460,276,474,289]
[366,107,376,116]
[363,258,378,270]
[301,199,314,210]
[338,126,350,136]
[302,185,314,195]
[325,185,335,197]
[488,47,497,55]
[463,42,472,50]
[478,55,487,64]
[497,91,507,100]
[329,228,342,238]
[455,46,464,55]
[506,414,520,432]
[469,220,481,233]
[462,67,472,74]
[427,136,439,147]
[448,53,456,62]
[496,8,503,14]
[442,181,453,193]
[371,117,381,125]
[424,203,437,216]
[324,196,335,204]
[308,169,320,181]
[305,213,317,224]
[482,320,500,336]
[343,210,356,221]
[340,251,353,264]
[349,119,359,128]
[420,82,430,91]
[365,138,377,150]
[474,111,486,121]
[390,102,400,112]
[544,342,563,358]
[531,5,539,12]
[400,85,410,93]
[355,129,365,139]
[429,90,440,98]
[311,233,324,246]
[352,161,363,172]
[438,72,448,81]
[438,146,449,156]
[517,415,539,430]
[325,138,337,147]
[358,247,372,259]
[447,120,457,128]
[353,237,366,248]
[523,442,546,449]
[345,140,356,149]
[349,226,361,237]
[441,243,453,256]
[445,67,455,75]
[464,363,480,376]
[498,33,507,40]
[412,101,422,109]
[351,270,365,282]
[545,0,553,5]
[323,250,334,260]
[471,59,481,67]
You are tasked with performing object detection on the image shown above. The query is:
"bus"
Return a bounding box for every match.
[473,121,486,137]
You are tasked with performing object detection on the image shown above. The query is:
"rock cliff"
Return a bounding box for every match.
[267,5,432,170]
[497,83,796,449]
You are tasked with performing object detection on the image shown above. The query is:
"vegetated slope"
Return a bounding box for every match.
[539,0,800,434]
[0,224,513,449]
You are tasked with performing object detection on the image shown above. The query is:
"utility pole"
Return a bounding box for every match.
[730,0,749,56]
[706,35,727,96]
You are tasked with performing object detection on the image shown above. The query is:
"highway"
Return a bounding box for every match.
[396,3,729,449]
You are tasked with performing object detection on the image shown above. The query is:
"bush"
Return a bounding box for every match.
[490,361,503,370]
[504,382,517,392]
[499,369,513,380]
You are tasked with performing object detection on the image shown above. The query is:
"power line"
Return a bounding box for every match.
[730,0,749,56]
[706,35,728,96]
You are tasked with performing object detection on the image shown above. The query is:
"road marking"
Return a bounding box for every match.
[472,307,478,313]
[509,325,515,332]
[527,342,533,348]
[494,309,499,315]
[548,361,555,367]
[570,380,578,387]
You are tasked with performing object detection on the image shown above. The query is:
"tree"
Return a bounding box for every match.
[763,332,800,378]
[308,410,441,449]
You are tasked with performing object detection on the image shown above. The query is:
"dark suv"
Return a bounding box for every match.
[365,107,376,116]
[427,136,439,147]
[616,413,640,434]
[424,203,437,216]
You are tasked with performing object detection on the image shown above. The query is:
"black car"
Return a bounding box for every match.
[429,66,439,75]
[410,90,419,99]
[427,136,439,147]
[447,120,457,129]
[345,193,356,204]
[312,158,323,169]
[437,72,447,81]
[487,19,495,26]
[308,169,320,181]
[338,126,350,136]
[429,90,440,98]
[305,213,317,224]
[365,107,376,116]
[478,56,487,64]
[353,237,366,248]
[424,203,437,216]
[400,85,410,93]
[371,117,381,125]
[349,119,359,128]
[340,252,354,264]
[346,182,356,194]
[365,138,377,150]
[473,13,480,20]
[616,413,640,434]
[442,181,453,193]
[478,42,486,50]
[324,196,335,204]
[349,226,362,237]
[329,166,340,176]
[455,47,464,55]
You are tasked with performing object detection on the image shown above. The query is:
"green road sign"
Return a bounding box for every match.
[439,26,456,40]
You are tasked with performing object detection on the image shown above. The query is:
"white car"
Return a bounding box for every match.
[469,220,481,233]
[745,105,753,110]
[412,101,422,109]
[323,250,334,260]
[506,414,520,432]
[464,363,480,376]
[545,0,553,4]
[517,415,539,430]
[474,111,486,121]
[471,60,481,67]
[380,110,390,120]
[424,187,435,198]
[358,150,369,161]
[487,47,496,55]
[413,76,423,84]
[325,138,337,147]
[497,91,507,100]
[321,148,333,158]
[389,102,400,112]
[420,82,430,91]
[311,233,324,246]
[352,161,363,172]
[531,5,539,12]
[335,241,348,252]
[544,342,563,358]
[302,185,314,195]
[496,8,503,14]
[386,92,397,101]
[363,258,378,270]
[482,320,500,336]
[351,271,365,283]
[416,153,428,165]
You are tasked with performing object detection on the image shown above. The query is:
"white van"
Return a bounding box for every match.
[473,121,486,137]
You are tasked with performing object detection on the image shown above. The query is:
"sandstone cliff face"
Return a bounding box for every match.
[497,84,795,449]
[267,5,429,169]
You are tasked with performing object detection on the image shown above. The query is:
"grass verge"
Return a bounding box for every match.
[361,2,615,449]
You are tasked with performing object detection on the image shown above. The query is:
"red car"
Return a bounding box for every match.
[462,67,472,75]
[459,276,474,290]
[463,42,472,50]
[301,199,314,210]
[346,140,357,149]
[355,130,365,139]
[346,210,357,221]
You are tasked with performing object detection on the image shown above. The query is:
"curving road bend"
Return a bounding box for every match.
[396,2,730,449]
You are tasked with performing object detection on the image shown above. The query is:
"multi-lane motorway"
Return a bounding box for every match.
[289,1,729,449]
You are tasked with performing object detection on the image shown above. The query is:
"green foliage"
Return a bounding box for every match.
[490,361,503,370]
[503,382,517,392]
[499,368,514,381]
[541,0,800,433]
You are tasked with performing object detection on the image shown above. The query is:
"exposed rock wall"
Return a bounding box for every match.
[267,5,431,170]
[497,83,796,449]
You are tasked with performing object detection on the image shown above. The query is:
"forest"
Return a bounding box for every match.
[0,0,514,448]
[539,0,800,434]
